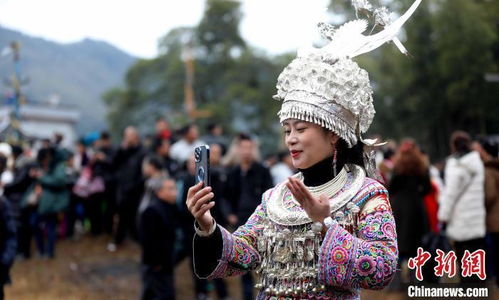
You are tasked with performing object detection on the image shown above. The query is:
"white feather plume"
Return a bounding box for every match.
[298,0,422,60]
[348,0,422,58]
[333,19,368,40]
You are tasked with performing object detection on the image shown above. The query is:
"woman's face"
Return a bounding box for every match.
[283,119,338,169]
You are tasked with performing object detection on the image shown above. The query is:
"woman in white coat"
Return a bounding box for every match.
[438,131,486,284]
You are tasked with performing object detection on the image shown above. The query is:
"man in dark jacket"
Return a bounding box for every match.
[224,133,273,300]
[138,177,177,300]
[3,152,36,258]
[93,131,117,235]
[0,196,16,300]
[175,156,210,300]
[151,137,179,179]
[110,127,146,249]
[225,134,273,227]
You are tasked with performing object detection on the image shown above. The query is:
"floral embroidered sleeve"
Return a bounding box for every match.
[193,190,269,279]
[318,180,398,290]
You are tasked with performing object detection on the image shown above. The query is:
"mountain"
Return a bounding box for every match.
[0,25,136,134]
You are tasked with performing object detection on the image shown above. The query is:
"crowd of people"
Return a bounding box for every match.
[0,117,497,299]
[0,117,295,300]
[378,131,499,288]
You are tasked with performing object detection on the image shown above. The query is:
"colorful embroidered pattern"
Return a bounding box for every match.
[200,178,398,299]
[206,189,271,279]
[318,179,398,295]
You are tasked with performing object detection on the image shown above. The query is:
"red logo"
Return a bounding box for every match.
[434,249,457,278]
[408,247,431,281]
[407,248,486,281]
[461,249,486,280]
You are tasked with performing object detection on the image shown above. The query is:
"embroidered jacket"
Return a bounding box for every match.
[193,176,398,299]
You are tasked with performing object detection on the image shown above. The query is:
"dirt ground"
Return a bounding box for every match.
[4,235,497,300]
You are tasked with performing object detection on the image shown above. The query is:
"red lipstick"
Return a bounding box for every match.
[290,150,302,158]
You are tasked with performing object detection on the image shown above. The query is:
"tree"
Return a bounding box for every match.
[329,0,499,159]
[103,0,291,153]
[196,0,246,59]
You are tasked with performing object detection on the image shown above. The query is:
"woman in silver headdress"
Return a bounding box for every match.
[186,1,422,299]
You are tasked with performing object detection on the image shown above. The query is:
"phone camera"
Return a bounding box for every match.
[194,148,201,162]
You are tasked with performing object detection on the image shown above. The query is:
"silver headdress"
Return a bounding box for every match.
[275,0,422,149]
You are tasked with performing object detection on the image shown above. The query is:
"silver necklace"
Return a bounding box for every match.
[299,166,348,197]
[266,164,365,226]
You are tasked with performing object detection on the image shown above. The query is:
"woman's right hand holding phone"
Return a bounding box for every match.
[186,182,215,232]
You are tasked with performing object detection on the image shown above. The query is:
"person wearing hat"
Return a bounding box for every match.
[186,0,422,298]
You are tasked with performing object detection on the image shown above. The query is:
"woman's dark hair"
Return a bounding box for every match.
[335,139,365,173]
[478,137,498,159]
[37,147,55,164]
[450,130,471,156]
[37,147,57,171]
[152,137,169,153]
[11,145,23,157]
[100,131,111,140]
[237,132,253,142]
[320,127,365,172]
[181,123,196,136]
[144,155,165,171]
[206,123,219,133]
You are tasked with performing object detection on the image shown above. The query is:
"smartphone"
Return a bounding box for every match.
[194,145,210,188]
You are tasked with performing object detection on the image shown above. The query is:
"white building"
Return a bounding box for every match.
[0,103,80,148]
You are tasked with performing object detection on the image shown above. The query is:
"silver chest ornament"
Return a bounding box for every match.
[254,165,365,297]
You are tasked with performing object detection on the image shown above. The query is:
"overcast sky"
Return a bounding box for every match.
[0,0,332,58]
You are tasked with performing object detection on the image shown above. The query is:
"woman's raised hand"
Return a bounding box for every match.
[286,177,330,223]
[186,182,215,232]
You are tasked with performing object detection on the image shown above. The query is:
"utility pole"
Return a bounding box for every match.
[1,41,27,143]
[182,43,211,121]
[11,42,26,121]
